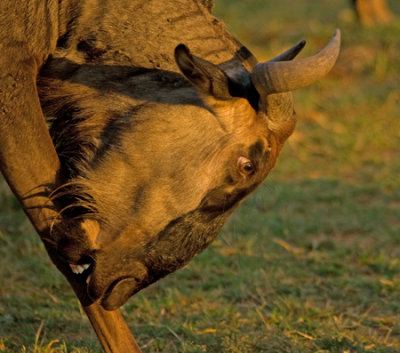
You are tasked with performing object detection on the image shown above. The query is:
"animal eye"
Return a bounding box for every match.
[238,156,255,177]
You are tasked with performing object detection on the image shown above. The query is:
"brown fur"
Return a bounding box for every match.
[37,41,292,310]
[0,1,337,350]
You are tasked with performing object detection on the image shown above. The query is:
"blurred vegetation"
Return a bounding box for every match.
[1,0,399,352]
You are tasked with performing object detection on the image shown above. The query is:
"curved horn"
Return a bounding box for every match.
[251,29,341,95]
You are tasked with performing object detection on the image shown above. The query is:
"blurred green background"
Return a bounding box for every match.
[1,1,399,352]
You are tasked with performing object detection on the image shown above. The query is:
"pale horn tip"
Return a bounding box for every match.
[251,28,341,95]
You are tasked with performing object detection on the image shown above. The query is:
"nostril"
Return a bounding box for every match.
[100,277,138,310]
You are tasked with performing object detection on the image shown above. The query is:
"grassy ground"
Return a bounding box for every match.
[1,0,399,352]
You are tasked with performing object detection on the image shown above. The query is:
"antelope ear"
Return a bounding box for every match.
[174,44,232,100]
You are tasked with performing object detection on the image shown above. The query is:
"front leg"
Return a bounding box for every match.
[0,61,142,352]
[0,61,62,237]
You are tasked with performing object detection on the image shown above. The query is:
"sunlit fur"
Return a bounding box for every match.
[34,0,297,309]
[38,45,295,309]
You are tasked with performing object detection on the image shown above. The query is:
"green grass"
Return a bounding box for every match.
[1,0,400,352]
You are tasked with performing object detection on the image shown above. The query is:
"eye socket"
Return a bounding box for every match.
[237,156,255,177]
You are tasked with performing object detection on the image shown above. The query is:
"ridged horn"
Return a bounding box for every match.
[251,29,341,95]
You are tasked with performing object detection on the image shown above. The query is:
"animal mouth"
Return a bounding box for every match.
[73,261,138,310]
[69,263,91,274]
